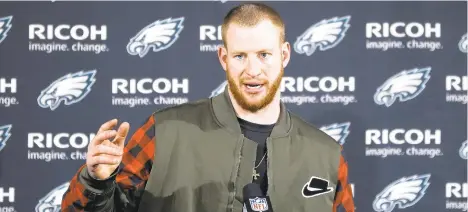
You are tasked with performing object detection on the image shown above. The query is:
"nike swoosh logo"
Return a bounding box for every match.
[301,177,334,198]
[302,185,333,198]
[305,187,322,192]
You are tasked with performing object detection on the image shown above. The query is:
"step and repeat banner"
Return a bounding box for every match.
[0,1,467,211]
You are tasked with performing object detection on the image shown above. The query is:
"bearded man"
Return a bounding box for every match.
[62,2,355,212]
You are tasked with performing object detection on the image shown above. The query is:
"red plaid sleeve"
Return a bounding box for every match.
[61,114,156,211]
[333,147,355,212]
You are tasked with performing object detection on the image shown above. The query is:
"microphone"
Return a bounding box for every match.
[242,183,274,212]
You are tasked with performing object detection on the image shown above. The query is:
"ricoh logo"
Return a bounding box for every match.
[280,76,356,106]
[0,187,15,212]
[199,25,223,52]
[445,182,467,211]
[366,22,442,51]
[28,24,109,54]
[446,75,467,104]
[0,187,14,203]
[27,132,93,162]
[365,129,443,158]
[111,78,190,107]
[0,78,18,107]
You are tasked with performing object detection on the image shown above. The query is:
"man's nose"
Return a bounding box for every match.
[244,58,262,77]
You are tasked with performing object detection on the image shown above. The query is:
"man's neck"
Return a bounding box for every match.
[228,91,281,125]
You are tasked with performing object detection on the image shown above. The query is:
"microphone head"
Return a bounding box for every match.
[243,183,262,200]
[242,183,273,212]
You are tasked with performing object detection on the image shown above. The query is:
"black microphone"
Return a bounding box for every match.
[242,183,274,212]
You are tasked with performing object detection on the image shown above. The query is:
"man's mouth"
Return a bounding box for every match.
[242,82,266,94]
[244,83,263,89]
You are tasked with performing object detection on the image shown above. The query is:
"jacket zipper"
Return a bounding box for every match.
[227,135,244,212]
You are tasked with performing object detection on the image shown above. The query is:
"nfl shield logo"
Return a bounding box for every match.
[249,197,269,211]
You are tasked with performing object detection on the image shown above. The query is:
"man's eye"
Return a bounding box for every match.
[260,53,270,58]
[234,55,243,60]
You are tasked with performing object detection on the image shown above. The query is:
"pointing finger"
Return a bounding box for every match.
[97,119,118,134]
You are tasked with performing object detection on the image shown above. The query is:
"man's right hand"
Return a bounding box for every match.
[86,119,130,180]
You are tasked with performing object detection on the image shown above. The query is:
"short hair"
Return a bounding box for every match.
[221,3,286,47]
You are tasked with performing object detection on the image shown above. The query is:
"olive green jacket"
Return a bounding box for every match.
[62,88,354,212]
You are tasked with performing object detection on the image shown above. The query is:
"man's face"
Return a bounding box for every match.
[218,20,290,112]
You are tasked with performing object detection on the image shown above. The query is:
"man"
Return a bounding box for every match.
[62,3,355,212]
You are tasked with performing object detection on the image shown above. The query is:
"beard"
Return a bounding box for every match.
[227,67,283,113]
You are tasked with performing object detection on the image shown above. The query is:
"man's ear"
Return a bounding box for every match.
[218,45,228,71]
[281,42,291,68]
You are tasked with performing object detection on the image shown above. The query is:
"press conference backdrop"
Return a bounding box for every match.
[0,1,466,211]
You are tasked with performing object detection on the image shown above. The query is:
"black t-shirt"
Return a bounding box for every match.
[237,118,274,195]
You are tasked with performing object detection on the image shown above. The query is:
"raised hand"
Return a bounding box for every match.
[86,119,130,180]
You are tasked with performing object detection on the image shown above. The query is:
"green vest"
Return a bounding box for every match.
[138,89,342,212]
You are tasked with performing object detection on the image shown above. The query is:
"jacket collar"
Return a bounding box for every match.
[211,85,291,138]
